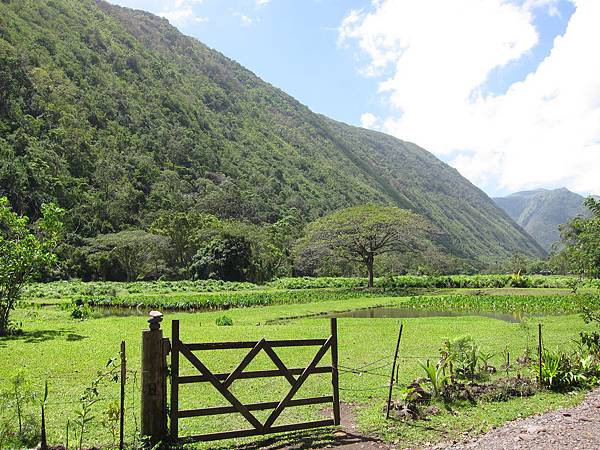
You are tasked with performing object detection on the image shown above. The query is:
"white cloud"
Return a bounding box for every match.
[234,12,253,26]
[256,0,270,6]
[155,0,207,25]
[158,8,208,24]
[340,0,600,195]
[360,112,379,129]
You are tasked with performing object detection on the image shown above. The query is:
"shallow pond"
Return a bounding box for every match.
[323,306,526,323]
[89,305,530,323]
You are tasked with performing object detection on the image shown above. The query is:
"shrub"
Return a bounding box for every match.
[441,336,491,381]
[215,315,233,326]
[538,344,600,391]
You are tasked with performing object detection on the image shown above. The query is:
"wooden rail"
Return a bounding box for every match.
[169,318,341,443]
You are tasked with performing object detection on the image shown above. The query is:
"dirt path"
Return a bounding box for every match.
[325,403,391,449]
[234,403,391,449]
[236,390,600,449]
[438,388,600,450]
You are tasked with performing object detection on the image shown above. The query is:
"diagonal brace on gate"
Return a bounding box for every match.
[263,336,333,429]
[178,343,264,430]
[222,339,267,388]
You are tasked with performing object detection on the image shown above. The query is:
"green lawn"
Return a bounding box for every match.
[0,292,594,449]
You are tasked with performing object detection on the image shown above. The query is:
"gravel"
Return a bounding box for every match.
[438,388,600,450]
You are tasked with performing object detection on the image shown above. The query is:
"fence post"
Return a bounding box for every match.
[170,320,180,441]
[119,340,126,450]
[330,318,341,426]
[141,311,168,443]
[538,323,543,385]
[386,323,403,419]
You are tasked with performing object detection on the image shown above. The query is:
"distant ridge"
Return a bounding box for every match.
[494,188,594,251]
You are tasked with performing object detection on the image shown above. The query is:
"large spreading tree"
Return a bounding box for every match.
[299,204,433,287]
[0,197,62,335]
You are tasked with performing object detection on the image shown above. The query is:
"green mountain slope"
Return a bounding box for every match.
[0,0,544,263]
[494,188,593,251]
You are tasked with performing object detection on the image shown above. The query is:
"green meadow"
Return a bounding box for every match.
[1,281,597,448]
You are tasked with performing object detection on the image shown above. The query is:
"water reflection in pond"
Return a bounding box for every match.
[92,305,526,323]
[324,307,525,323]
[92,306,212,316]
[94,306,149,317]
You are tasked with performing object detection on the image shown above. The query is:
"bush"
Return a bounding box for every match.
[441,336,493,381]
[215,315,233,326]
[70,304,95,320]
[539,342,600,391]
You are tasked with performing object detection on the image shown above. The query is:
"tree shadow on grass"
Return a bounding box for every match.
[0,328,88,346]
[228,428,385,450]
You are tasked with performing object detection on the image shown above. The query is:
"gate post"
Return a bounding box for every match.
[141,311,169,443]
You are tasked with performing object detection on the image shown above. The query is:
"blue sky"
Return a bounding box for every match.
[109,0,384,124]
[108,0,599,198]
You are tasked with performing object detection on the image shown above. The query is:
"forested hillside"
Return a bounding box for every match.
[494,188,594,252]
[0,0,544,271]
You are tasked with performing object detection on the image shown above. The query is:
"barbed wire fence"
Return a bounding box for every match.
[0,321,543,448]
[0,341,143,450]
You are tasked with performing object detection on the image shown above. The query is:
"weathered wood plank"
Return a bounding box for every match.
[169,320,180,441]
[179,419,335,443]
[177,396,333,418]
[263,343,297,386]
[222,339,265,388]
[178,366,332,383]
[185,338,327,350]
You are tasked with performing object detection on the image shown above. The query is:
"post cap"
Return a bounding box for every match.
[148,311,163,330]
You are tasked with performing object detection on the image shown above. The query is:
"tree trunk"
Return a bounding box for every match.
[0,306,11,336]
[366,254,374,288]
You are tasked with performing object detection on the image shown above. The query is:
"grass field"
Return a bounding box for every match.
[1,281,597,449]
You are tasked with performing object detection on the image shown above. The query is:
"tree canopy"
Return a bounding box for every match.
[0,197,62,335]
[557,197,600,278]
[297,204,434,287]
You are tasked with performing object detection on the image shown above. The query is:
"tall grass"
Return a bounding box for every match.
[403,293,600,314]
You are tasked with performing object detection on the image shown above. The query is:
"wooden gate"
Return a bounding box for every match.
[169,318,341,443]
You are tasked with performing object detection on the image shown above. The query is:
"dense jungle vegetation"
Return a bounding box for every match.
[0,0,545,280]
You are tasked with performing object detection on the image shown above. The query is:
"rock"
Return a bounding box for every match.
[526,425,547,434]
[518,433,537,441]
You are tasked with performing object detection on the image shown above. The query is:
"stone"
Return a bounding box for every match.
[518,433,536,441]
[148,311,163,330]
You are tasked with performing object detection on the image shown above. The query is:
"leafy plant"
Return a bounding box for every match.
[403,293,600,315]
[70,302,96,320]
[101,400,120,447]
[0,370,40,448]
[441,337,487,381]
[500,346,513,376]
[478,350,496,374]
[578,331,600,357]
[73,357,120,449]
[74,387,98,450]
[419,360,449,398]
[215,315,233,326]
[537,348,599,391]
[508,271,528,288]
